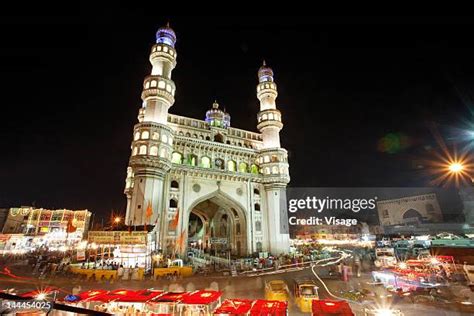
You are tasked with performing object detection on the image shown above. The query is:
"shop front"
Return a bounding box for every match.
[86,231,151,266]
[0,234,31,255]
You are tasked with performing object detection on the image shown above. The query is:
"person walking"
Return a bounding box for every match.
[354,255,361,278]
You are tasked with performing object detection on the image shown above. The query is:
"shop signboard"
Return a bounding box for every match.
[88,231,147,245]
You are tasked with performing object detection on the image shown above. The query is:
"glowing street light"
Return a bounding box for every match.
[114,217,121,224]
[431,156,474,187]
[449,162,464,174]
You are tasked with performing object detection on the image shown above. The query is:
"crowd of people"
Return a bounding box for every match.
[28,252,73,278]
[80,259,128,271]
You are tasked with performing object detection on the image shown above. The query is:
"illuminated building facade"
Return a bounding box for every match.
[124,25,291,256]
[2,207,91,236]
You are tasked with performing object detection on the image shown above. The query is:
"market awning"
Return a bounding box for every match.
[151,291,190,303]
[249,299,288,315]
[180,290,222,305]
[213,299,253,314]
[63,289,109,302]
[75,289,163,303]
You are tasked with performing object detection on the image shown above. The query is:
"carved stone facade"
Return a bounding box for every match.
[124,25,290,257]
[377,193,443,227]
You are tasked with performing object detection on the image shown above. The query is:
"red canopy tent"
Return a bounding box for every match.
[151,292,191,302]
[249,299,288,316]
[213,299,253,315]
[80,289,108,299]
[74,289,163,303]
[312,299,354,316]
[65,289,164,303]
[181,290,222,305]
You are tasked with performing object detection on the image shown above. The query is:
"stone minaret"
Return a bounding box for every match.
[256,62,291,254]
[124,24,177,232]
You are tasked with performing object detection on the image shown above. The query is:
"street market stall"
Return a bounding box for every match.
[249,300,288,316]
[0,234,32,254]
[213,299,289,316]
[213,299,253,315]
[69,231,151,281]
[63,289,222,315]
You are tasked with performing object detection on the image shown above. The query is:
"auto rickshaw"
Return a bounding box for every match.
[264,280,290,302]
[294,279,319,313]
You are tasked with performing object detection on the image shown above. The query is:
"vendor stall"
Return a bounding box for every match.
[0,234,30,254]
[213,299,253,315]
[62,289,222,315]
[87,231,151,269]
[249,300,288,316]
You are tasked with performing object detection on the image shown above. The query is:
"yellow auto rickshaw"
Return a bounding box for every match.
[264,279,290,302]
[294,278,319,313]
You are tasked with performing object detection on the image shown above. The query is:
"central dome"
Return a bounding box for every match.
[205,101,231,129]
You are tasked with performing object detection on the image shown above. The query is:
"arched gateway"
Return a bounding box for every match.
[123,25,290,257]
[185,191,247,256]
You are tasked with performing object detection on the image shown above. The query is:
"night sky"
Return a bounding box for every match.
[2,12,474,221]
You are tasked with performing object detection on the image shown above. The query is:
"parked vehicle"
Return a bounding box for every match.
[374,248,397,268]
[264,280,290,302]
[293,279,319,313]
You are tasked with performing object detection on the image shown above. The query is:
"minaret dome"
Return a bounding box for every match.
[258,60,274,83]
[156,23,177,47]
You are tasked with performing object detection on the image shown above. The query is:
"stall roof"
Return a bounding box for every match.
[312,299,354,316]
[74,289,109,301]
[392,268,430,278]
[107,289,164,302]
[180,290,222,305]
[65,289,163,303]
[249,299,288,315]
[214,299,253,314]
[151,291,190,303]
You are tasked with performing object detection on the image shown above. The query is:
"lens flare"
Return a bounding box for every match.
[427,150,473,187]
[449,162,464,173]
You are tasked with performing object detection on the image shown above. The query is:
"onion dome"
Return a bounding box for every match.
[205,100,231,128]
[156,23,177,47]
[258,60,274,82]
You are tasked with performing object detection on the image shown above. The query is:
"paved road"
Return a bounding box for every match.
[1,263,472,315]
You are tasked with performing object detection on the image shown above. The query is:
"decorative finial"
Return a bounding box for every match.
[212,100,219,109]
[166,21,170,28]
[262,60,266,66]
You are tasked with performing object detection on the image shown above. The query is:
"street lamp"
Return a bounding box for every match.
[114,217,121,224]
[446,159,474,226]
[449,162,464,174]
[446,160,474,185]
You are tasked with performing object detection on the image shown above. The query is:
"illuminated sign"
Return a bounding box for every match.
[88,231,147,244]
